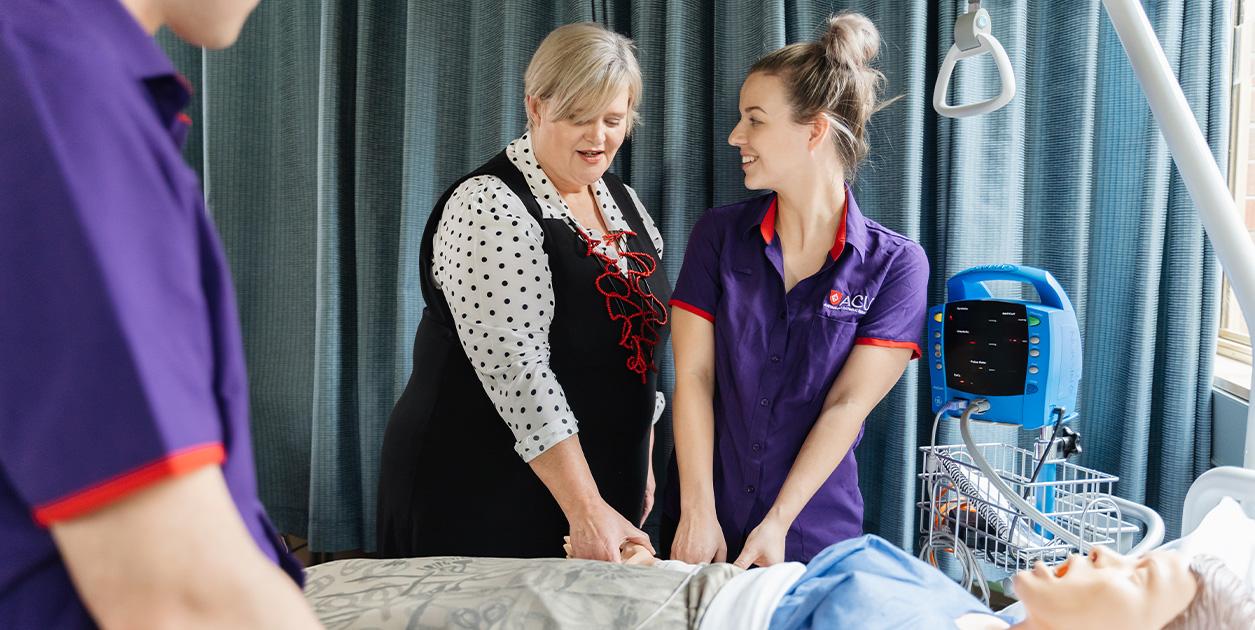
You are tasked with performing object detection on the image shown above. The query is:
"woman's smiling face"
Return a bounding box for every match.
[727,72,817,191]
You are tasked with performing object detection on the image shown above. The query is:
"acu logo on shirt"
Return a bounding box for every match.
[825,289,874,315]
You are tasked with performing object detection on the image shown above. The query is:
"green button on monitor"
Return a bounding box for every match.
[1028,315,1041,326]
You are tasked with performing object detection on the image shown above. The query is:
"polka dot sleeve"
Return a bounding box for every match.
[431,175,577,462]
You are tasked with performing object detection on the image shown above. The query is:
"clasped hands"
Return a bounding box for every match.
[564,536,656,566]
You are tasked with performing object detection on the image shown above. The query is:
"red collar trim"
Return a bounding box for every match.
[759,192,849,260]
[759,197,778,245]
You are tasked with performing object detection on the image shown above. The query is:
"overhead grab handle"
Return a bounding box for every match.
[933,1,1017,118]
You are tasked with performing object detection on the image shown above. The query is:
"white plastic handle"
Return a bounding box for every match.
[933,31,1017,118]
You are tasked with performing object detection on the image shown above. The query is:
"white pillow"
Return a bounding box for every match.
[1165,497,1255,584]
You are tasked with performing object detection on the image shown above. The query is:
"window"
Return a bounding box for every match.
[1219,0,1255,399]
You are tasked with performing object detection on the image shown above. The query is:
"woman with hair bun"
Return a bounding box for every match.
[663,13,930,567]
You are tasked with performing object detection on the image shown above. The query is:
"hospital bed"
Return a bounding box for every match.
[303,467,1255,629]
[1161,466,1255,584]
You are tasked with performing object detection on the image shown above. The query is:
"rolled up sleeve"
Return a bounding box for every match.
[432,176,580,461]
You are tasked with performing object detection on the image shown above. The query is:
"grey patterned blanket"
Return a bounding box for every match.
[303,556,742,629]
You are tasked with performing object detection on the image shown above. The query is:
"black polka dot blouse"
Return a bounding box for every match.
[431,134,666,462]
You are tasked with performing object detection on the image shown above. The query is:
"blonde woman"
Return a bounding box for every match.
[378,22,670,562]
[664,13,930,567]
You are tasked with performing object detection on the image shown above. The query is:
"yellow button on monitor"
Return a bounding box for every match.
[934,312,944,323]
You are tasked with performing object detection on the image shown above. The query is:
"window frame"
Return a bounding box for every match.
[1218,0,1253,399]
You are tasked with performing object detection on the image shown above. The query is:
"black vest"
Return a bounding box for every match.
[377,150,671,558]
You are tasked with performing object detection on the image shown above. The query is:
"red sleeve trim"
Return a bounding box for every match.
[670,299,715,323]
[854,337,922,360]
[33,443,225,527]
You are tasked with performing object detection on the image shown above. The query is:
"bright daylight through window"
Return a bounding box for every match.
[1220,0,1255,399]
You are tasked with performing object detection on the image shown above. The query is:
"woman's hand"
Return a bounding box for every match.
[564,536,656,567]
[670,509,726,564]
[566,500,654,563]
[733,516,788,568]
[640,462,655,527]
[527,436,652,562]
[640,425,657,527]
[620,540,657,566]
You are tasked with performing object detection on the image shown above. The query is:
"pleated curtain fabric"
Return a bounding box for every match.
[161,1,597,552]
[162,0,1229,552]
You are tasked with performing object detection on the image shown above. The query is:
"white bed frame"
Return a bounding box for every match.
[1182,465,1255,535]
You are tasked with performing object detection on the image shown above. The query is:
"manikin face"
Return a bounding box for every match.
[1014,547,1197,630]
[163,0,261,49]
[527,89,630,194]
[727,72,822,191]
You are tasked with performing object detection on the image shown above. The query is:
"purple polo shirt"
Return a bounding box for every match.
[668,190,929,562]
[0,1,301,627]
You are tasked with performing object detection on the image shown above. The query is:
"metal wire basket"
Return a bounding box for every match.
[918,441,1143,573]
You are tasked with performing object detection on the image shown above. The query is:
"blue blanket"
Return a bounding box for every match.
[768,535,1001,630]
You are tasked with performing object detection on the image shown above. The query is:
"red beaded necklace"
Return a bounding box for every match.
[568,223,669,383]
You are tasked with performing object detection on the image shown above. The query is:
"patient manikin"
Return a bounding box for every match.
[595,538,1254,630]
[302,534,1255,629]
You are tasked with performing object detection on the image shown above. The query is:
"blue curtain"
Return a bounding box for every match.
[163,0,1229,552]
[161,1,595,552]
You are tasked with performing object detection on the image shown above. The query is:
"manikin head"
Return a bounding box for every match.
[1014,547,1196,629]
[1015,548,1255,630]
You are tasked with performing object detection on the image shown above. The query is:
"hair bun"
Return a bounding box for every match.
[821,12,880,68]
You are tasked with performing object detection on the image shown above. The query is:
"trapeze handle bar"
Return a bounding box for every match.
[933,7,1017,118]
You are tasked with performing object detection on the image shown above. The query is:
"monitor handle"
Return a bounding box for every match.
[946,264,1073,313]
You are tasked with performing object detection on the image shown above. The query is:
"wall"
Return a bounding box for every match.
[1212,387,1251,467]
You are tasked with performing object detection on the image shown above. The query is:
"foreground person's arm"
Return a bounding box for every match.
[52,466,320,629]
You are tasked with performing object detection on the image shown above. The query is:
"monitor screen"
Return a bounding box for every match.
[944,300,1029,397]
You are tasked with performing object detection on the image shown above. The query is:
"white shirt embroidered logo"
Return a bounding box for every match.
[824,289,874,315]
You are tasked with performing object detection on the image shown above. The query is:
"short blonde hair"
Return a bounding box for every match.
[524,22,642,133]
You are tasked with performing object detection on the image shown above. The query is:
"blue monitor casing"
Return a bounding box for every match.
[928,265,1081,430]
